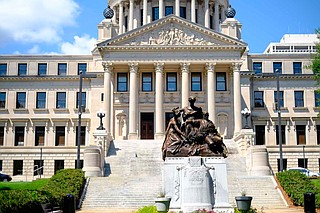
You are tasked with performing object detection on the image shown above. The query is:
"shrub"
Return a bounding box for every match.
[277,170,319,207]
[136,206,158,213]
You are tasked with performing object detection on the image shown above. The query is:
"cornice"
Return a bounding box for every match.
[0,75,94,82]
[254,73,315,80]
[0,55,93,61]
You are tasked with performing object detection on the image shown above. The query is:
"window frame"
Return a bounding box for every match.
[56,92,66,109]
[216,72,227,91]
[0,92,6,108]
[273,62,282,74]
[166,72,177,92]
[76,92,86,109]
[78,63,87,75]
[315,91,320,107]
[76,126,86,146]
[152,7,159,21]
[191,72,202,91]
[293,62,302,74]
[36,92,46,109]
[276,125,286,145]
[0,126,4,146]
[296,125,306,145]
[16,92,26,109]
[274,91,284,108]
[165,6,173,16]
[117,73,128,92]
[58,63,67,75]
[142,72,153,92]
[18,63,27,76]
[255,125,265,145]
[55,126,65,146]
[15,126,25,146]
[253,62,262,74]
[34,160,44,176]
[294,91,304,107]
[37,63,47,76]
[254,91,264,108]
[0,63,7,76]
[35,126,45,146]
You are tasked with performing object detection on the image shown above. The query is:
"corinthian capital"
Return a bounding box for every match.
[128,62,139,73]
[102,62,113,73]
[154,62,164,73]
[232,62,242,71]
[180,62,190,73]
[205,62,216,72]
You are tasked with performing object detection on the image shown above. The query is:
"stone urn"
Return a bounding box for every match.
[154,197,171,213]
[235,194,253,211]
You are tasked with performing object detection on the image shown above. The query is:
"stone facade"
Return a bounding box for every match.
[0,0,319,179]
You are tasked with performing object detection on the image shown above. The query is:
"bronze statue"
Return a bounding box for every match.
[162,97,228,160]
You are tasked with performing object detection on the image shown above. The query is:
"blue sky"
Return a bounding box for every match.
[0,0,319,55]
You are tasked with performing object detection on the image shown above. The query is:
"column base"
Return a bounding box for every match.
[154,133,165,140]
[128,133,138,140]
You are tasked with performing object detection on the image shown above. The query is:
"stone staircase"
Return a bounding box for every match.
[225,139,287,211]
[81,140,163,210]
[81,139,287,211]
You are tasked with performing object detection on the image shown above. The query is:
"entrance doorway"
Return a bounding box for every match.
[140,113,154,139]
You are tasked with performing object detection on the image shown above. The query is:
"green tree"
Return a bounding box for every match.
[312,29,320,81]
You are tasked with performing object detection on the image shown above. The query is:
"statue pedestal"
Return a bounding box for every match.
[164,157,233,213]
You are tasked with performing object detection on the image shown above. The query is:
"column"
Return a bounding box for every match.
[191,0,196,22]
[181,62,190,108]
[175,0,180,17]
[129,0,134,31]
[204,0,209,28]
[206,63,216,123]
[112,6,117,23]
[143,0,147,25]
[128,62,139,140]
[155,62,165,140]
[102,62,113,134]
[159,0,164,19]
[214,2,219,31]
[119,1,124,34]
[233,63,242,134]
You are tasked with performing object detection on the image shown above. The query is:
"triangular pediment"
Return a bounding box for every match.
[97,15,247,49]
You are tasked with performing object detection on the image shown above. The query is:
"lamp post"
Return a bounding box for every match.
[302,145,306,168]
[241,108,251,129]
[276,69,284,172]
[77,71,97,169]
[97,110,106,130]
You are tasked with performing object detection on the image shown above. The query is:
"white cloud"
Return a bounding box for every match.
[60,35,97,55]
[0,0,79,44]
[27,45,41,54]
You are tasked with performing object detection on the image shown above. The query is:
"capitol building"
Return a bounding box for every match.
[0,0,319,179]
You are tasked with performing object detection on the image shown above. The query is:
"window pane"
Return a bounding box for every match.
[78,63,87,75]
[15,127,24,146]
[276,125,286,145]
[36,92,46,109]
[117,73,128,92]
[0,64,7,76]
[13,160,23,175]
[77,92,86,109]
[18,63,27,76]
[216,72,226,91]
[165,6,173,16]
[0,92,6,108]
[142,73,152,91]
[58,63,67,75]
[191,73,201,91]
[56,92,66,108]
[55,126,65,146]
[255,125,265,145]
[315,91,320,107]
[34,160,44,176]
[167,73,177,91]
[180,7,186,18]
[294,91,304,107]
[152,7,159,21]
[317,125,320,145]
[35,126,45,146]
[0,126,4,146]
[38,63,47,76]
[253,62,262,74]
[274,91,284,108]
[16,92,26,108]
[273,62,282,73]
[254,91,264,107]
[76,126,86,146]
[296,125,306,145]
[293,62,302,74]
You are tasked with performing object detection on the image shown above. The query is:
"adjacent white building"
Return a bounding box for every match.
[0,0,319,180]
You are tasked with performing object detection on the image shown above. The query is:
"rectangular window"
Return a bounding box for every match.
[293,62,302,74]
[315,91,320,107]
[142,73,152,92]
[58,63,67,75]
[276,125,286,145]
[34,160,44,176]
[277,159,287,172]
[255,125,265,145]
[317,125,320,145]
[253,62,262,74]
[38,63,47,76]
[191,72,202,91]
[13,160,23,176]
[0,64,7,76]
[16,92,26,108]
[35,126,45,146]
[152,7,159,21]
[254,91,264,107]
[76,126,86,146]
[216,72,226,91]
[54,160,64,174]
[36,92,46,109]
[0,160,2,171]
[18,63,27,76]
[195,9,198,23]
[117,73,128,92]
[55,126,65,146]
[15,126,24,146]
[76,92,86,109]
[56,92,66,108]
[101,93,104,102]
[274,91,284,108]
[78,63,87,75]
[0,92,6,108]
[74,160,84,169]
[294,91,304,107]
[180,7,186,18]
[273,62,282,74]
[166,73,177,91]
[298,158,308,169]
[296,125,306,145]
[0,126,4,146]
[124,16,128,31]
[165,6,173,16]
[140,9,143,26]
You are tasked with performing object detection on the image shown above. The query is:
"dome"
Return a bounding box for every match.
[225,5,236,18]
[103,5,114,19]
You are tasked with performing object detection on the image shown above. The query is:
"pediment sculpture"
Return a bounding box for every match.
[162,96,228,160]
[130,27,216,46]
